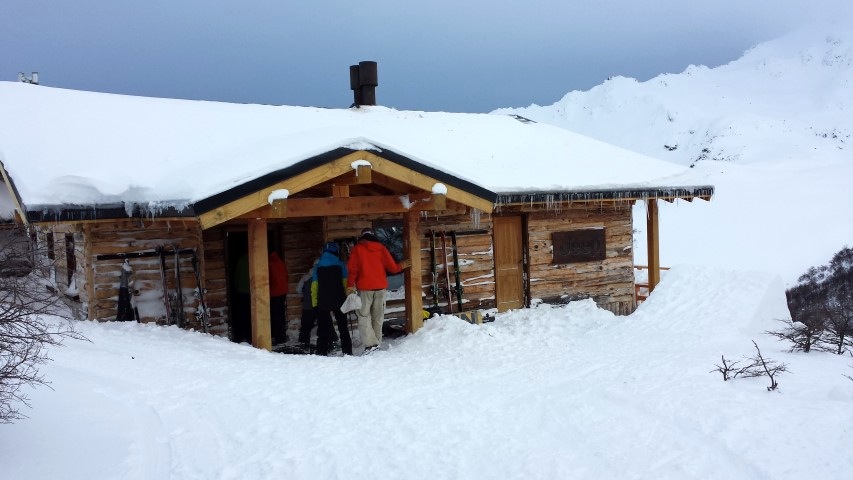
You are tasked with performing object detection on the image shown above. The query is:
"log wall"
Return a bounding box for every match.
[33,224,88,319]
[512,202,636,315]
[85,219,208,327]
[200,228,229,336]
[416,213,497,313]
[281,219,325,330]
[30,198,636,344]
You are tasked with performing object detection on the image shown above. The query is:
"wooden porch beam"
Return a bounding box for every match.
[646,199,661,294]
[403,211,423,334]
[237,192,453,219]
[358,152,495,213]
[198,151,373,230]
[0,162,28,226]
[332,185,350,198]
[248,218,272,351]
[198,150,495,229]
[331,165,372,186]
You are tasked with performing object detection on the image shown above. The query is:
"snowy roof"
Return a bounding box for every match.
[0,82,712,220]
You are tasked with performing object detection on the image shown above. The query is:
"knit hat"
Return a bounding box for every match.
[360,228,374,238]
[324,241,339,254]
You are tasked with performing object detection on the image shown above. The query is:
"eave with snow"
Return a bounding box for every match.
[0,82,712,351]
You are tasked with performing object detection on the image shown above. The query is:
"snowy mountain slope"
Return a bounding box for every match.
[496,24,853,283]
[496,25,852,168]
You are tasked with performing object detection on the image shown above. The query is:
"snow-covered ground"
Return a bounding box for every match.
[2,266,851,480]
[497,23,853,284]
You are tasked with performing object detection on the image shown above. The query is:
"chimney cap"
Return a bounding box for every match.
[357,61,378,87]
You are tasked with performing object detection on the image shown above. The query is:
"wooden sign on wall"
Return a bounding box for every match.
[552,228,606,264]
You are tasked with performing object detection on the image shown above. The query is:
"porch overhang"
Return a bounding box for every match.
[195,148,497,230]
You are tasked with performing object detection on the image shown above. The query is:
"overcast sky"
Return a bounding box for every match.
[2,1,851,113]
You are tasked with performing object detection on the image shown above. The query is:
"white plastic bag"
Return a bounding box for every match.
[341,293,362,313]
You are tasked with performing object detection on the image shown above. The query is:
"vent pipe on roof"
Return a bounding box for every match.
[349,61,378,107]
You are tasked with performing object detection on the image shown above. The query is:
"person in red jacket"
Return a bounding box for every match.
[268,250,289,345]
[347,228,411,353]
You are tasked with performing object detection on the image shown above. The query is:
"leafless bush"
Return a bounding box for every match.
[711,355,751,381]
[713,341,789,391]
[766,318,824,353]
[0,225,85,423]
[823,248,853,354]
[741,341,788,391]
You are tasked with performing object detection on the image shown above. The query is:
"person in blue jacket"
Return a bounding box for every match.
[311,242,352,355]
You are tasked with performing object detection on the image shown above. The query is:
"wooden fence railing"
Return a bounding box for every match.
[634,265,670,304]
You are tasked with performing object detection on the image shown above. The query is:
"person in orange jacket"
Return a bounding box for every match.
[346,228,411,353]
[268,250,289,345]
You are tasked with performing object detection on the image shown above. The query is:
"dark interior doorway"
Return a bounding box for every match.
[225,228,284,344]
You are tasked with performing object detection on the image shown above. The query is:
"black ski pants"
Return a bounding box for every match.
[316,308,352,355]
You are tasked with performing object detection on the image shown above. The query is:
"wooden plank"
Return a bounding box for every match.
[83,224,96,320]
[646,199,660,293]
[248,218,271,350]
[493,216,524,312]
[361,152,495,213]
[403,212,423,333]
[0,161,29,226]
[324,166,372,187]
[199,151,369,229]
[236,192,443,219]
[198,149,488,227]
[332,185,350,198]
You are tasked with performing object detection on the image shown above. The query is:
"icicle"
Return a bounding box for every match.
[470,208,482,229]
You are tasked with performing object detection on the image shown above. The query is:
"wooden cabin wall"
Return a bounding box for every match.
[280,219,324,336]
[200,227,229,336]
[417,213,497,313]
[512,202,636,315]
[32,224,88,319]
[87,219,206,326]
[324,211,497,318]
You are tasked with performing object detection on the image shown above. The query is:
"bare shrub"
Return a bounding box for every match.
[766,318,824,353]
[713,341,788,391]
[711,355,751,381]
[0,225,85,423]
[823,248,853,355]
[741,341,789,391]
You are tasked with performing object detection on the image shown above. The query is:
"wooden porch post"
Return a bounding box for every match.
[403,211,423,333]
[646,199,661,294]
[248,218,272,350]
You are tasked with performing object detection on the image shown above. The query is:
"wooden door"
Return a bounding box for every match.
[493,216,524,312]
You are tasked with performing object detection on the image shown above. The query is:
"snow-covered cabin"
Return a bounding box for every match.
[0,78,712,350]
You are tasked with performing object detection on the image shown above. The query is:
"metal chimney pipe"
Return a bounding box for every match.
[358,61,378,106]
[349,65,362,107]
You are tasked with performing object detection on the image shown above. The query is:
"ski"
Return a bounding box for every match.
[190,249,210,333]
[439,231,453,313]
[157,247,173,325]
[450,231,463,312]
[429,230,440,311]
[173,246,185,328]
